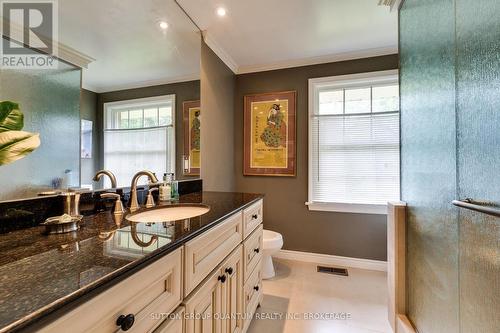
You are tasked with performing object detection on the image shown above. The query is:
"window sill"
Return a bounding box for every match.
[305,202,387,215]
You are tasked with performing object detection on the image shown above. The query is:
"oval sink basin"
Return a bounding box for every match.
[126,204,210,223]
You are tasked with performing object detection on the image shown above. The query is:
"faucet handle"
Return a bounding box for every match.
[101,193,125,215]
[100,192,120,199]
[146,188,158,208]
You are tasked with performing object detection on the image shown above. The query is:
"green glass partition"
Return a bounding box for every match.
[400,0,500,332]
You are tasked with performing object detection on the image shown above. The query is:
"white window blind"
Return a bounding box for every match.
[103,95,175,188]
[308,71,400,214]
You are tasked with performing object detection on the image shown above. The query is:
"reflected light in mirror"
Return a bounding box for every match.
[159,21,169,30]
[216,7,227,17]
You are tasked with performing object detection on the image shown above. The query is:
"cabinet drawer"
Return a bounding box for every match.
[243,224,263,283]
[184,212,243,296]
[242,200,263,238]
[40,248,183,333]
[154,306,185,333]
[243,260,263,333]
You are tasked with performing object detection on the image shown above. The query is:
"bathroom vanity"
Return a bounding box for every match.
[0,192,264,333]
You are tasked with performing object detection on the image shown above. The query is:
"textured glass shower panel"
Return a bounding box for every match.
[455,0,500,332]
[0,52,81,201]
[400,0,459,332]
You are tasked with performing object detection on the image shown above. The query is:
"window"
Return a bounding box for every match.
[308,70,400,214]
[104,95,175,188]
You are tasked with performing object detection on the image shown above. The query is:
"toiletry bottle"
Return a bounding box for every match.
[170,173,179,201]
[62,169,73,189]
[159,173,171,201]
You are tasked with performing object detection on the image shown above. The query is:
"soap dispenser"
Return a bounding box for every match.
[159,173,171,201]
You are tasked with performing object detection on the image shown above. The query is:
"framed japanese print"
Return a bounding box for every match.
[243,91,296,176]
[183,100,201,175]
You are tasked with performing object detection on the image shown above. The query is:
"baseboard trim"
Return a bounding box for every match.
[274,250,387,272]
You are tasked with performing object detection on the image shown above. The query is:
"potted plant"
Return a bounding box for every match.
[0,101,40,166]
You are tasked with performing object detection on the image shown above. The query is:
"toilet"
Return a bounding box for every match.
[262,229,284,279]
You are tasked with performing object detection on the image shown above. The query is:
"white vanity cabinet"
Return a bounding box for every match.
[166,198,263,333]
[39,199,264,333]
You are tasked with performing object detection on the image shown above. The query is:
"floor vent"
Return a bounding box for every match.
[317,266,348,276]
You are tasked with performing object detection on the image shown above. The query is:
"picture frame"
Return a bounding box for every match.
[243,91,296,176]
[183,100,201,175]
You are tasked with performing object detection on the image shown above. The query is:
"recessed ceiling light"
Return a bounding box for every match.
[216,7,227,17]
[159,21,169,30]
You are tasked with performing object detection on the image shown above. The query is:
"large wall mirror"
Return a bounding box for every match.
[0,0,201,201]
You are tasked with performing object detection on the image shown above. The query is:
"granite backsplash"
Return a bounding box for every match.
[0,179,202,234]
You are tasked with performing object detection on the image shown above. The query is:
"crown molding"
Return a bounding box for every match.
[86,73,200,93]
[201,29,397,75]
[236,46,398,75]
[55,42,95,69]
[1,17,94,68]
[202,30,238,74]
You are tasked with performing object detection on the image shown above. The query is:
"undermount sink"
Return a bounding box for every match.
[126,204,210,223]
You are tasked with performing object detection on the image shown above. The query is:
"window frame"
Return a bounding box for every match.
[307,70,399,215]
[103,94,176,184]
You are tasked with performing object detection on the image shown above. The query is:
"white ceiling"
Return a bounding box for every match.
[59,0,201,93]
[178,0,398,74]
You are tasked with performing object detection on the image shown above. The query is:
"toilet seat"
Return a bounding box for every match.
[263,230,283,250]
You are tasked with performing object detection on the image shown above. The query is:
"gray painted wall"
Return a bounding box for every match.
[200,40,236,191]
[80,89,98,186]
[233,55,398,261]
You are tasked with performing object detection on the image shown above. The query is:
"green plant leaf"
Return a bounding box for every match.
[0,101,24,132]
[0,131,40,166]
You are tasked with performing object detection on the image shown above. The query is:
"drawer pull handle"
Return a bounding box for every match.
[218,274,227,283]
[254,285,260,291]
[116,314,135,331]
[252,214,258,219]
[225,267,234,275]
[254,248,260,254]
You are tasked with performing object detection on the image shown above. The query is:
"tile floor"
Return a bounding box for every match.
[247,258,391,333]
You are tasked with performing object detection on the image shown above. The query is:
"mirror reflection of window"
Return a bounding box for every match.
[103,95,176,188]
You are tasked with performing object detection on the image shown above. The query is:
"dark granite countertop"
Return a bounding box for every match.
[0,191,263,333]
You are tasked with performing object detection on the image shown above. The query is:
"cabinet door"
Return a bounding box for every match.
[220,246,244,333]
[154,306,185,333]
[184,269,223,333]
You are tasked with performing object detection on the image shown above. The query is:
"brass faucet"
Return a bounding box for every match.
[93,170,117,188]
[129,171,159,212]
